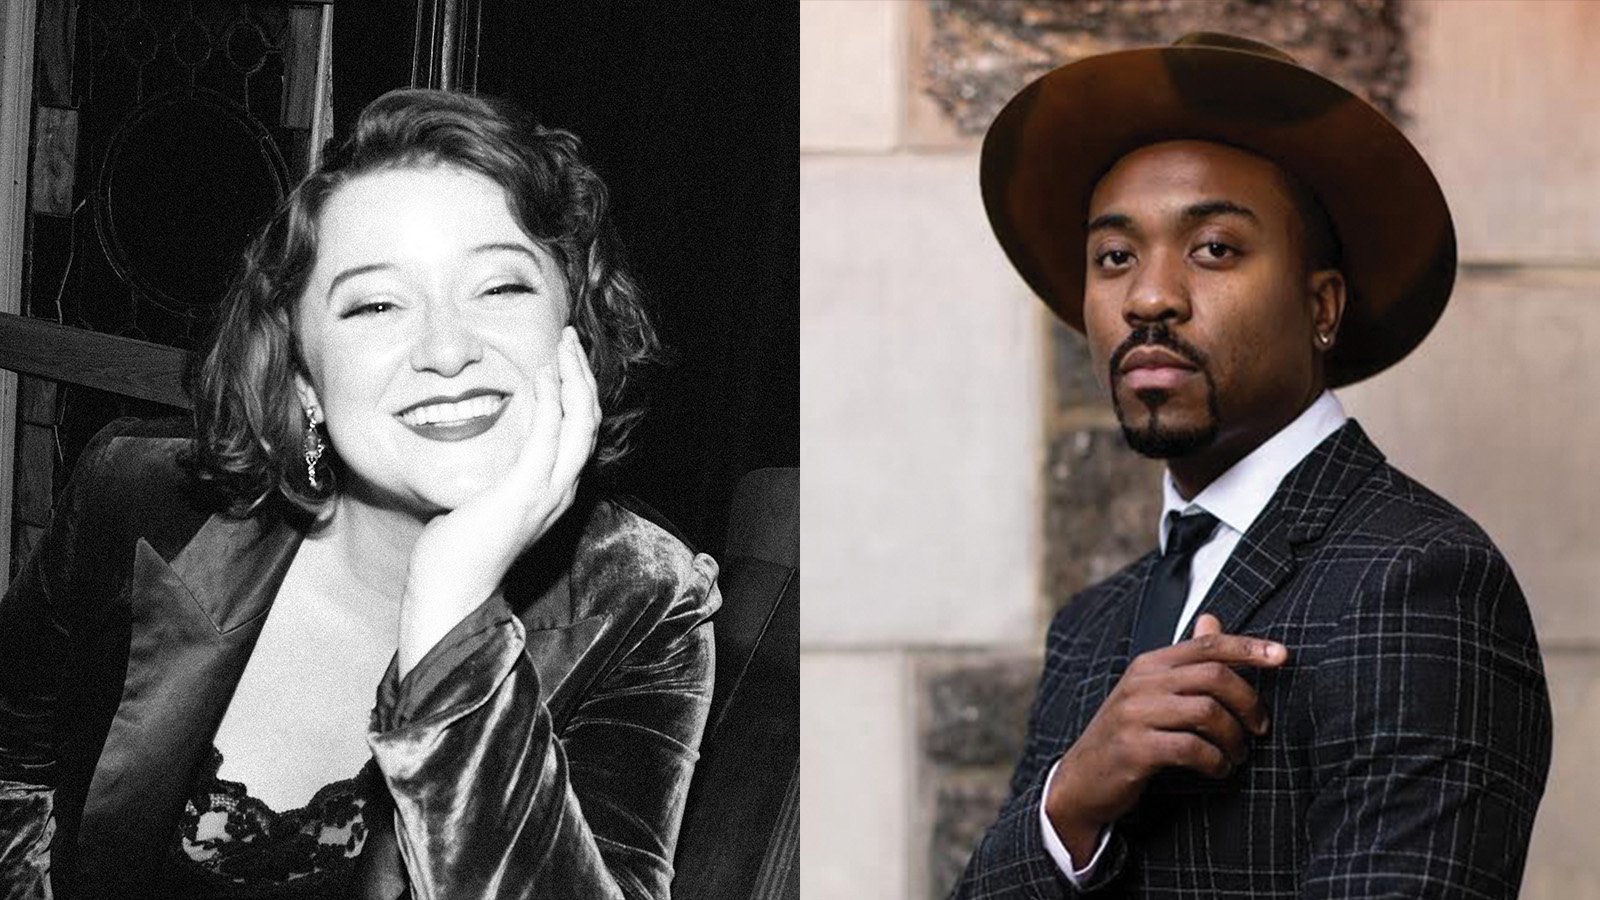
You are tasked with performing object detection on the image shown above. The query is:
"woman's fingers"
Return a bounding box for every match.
[550,328,600,494]
[573,328,602,451]
[510,357,563,496]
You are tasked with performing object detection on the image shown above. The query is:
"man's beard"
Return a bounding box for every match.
[1108,326,1221,459]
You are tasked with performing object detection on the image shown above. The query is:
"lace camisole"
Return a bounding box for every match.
[161,745,384,898]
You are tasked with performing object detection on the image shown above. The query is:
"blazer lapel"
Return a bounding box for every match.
[1187,420,1386,637]
[77,510,301,887]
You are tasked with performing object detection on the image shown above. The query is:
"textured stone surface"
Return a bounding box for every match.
[1339,268,1600,647]
[928,769,1013,900]
[1407,0,1600,262]
[801,0,903,151]
[801,651,911,900]
[1051,321,1106,414]
[1519,649,1600,898]
[803,155,1043,648]
[921,655,1038,767]
[1044,427,1163,610]
[915,0,1409,143]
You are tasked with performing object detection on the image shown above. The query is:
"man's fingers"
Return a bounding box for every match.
[1146,730,1232,780]
[1192,613,1223,638]
[1164,662,1271,736]
[1149,695,1250,765]
[1162,629,1287,669]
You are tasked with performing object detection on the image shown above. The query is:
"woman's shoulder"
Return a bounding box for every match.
[568,495,720,617]
[60,416,222,556]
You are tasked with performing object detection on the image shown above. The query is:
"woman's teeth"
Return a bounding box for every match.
[399,394,506,426]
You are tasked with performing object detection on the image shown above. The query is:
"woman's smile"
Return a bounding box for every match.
[397,391,511,440]
[293,165,569,512]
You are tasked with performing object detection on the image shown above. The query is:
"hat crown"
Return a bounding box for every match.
[1171,31,1300,66]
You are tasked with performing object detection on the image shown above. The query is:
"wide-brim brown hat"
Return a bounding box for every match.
[980,32,1455,387]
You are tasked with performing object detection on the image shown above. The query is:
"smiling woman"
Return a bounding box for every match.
[0,90,719,899]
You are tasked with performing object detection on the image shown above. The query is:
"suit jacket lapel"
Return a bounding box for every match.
[1186,420,1386,637]
[77,510,301,886]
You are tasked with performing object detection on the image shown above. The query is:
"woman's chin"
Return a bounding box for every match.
[409,472,500,514]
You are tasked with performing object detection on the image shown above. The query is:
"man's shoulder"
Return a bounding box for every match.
[1333,456,1505,559]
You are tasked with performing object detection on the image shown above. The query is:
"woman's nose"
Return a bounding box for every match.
[410,300,485,376]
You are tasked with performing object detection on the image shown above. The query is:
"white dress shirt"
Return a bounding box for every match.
[1040,391,1348,884]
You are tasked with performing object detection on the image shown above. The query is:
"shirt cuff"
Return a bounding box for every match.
[1038,758,1112,887]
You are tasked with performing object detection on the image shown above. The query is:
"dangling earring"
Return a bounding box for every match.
[303,406,325,490]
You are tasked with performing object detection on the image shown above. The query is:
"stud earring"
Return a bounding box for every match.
[1317,332,1333,346]
[303,406,325,490]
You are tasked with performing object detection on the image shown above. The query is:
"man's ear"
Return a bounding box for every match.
[1308,268,1347,352]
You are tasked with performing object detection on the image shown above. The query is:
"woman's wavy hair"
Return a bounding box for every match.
[185,89,659,515]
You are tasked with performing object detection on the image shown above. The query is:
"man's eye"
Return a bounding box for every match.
[1197,242,1236,260]
[1096,249,1134,268]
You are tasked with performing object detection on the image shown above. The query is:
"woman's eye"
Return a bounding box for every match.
[342,300,395,318]
[483,282,534,297]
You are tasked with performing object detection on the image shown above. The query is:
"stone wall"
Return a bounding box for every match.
[802,1,1600,897]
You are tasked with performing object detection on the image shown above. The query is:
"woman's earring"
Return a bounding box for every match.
[303,407,325,490]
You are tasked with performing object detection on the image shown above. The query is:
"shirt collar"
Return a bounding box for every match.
[1159,390,1348,551]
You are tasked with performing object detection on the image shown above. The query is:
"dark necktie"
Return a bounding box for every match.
[1130,510,1220,657]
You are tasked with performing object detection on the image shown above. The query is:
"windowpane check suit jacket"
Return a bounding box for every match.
[953,421,1552,899]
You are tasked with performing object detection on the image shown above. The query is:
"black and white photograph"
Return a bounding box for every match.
[0,1,796,896]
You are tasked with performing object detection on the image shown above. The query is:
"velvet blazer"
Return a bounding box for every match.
[0,417,720,899]
[952,421,1551,899]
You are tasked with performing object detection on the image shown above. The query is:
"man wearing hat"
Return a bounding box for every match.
[953,34,1551,898]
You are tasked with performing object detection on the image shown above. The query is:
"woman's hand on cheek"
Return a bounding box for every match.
[397,325,601,677]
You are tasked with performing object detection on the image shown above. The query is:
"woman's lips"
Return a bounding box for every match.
[397,394,510,442]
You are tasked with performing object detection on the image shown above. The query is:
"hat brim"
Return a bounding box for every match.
[980,44,1455,388]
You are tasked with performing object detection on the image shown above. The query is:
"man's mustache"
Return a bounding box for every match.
[1108,326,1210,384]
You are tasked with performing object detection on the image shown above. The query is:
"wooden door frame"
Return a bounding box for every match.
[0,0,38,586]
[0,0,477,589]
[0,2,333,592]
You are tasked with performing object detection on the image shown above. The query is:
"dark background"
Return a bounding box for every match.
[19,1,796,565]
[334,1,799,557]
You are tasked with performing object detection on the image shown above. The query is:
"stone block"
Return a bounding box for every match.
[802,650,912,900]
[904,0,1411,150]
[801,0,903,152]
[1519,649,1600,898]
[1044,427,1163,611]
[1339,268,1600,646]
[927,769,1012,900]
[919,654,1039,768]
[1051,320,1106,415]
[1409,0,1600,262]
[802,155,1043,648]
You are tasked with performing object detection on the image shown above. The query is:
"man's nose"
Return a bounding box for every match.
[1122,249,1191,327]
[410,299,485,376]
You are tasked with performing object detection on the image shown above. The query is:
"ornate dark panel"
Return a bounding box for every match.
[11,1,327,571]
[412,0,482,92]
[47,0,309,344]
[921,0,1410,137]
